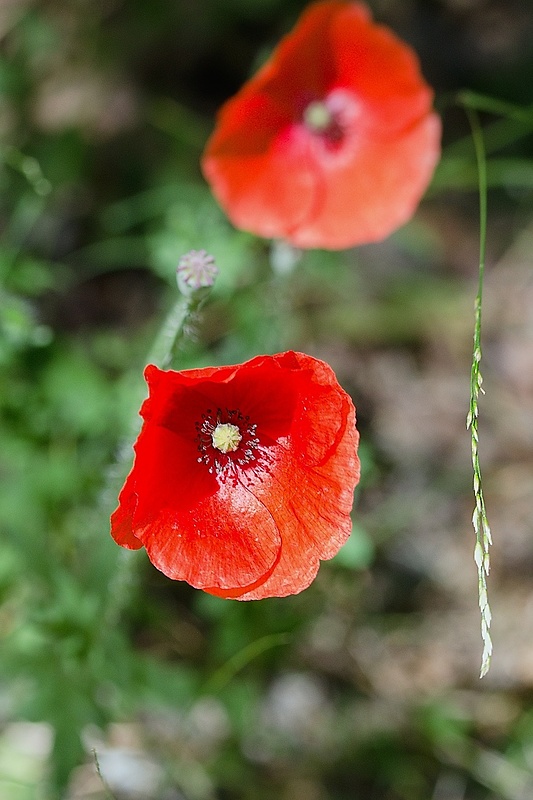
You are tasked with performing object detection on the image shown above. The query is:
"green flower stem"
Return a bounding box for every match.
[463,102,493,678]
[104,289,209,629]
[148,295,193,369]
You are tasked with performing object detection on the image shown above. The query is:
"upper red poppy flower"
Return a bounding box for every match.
[201,0,441,250]
[111,351,360,600]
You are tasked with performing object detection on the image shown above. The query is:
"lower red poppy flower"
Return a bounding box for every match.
[202,0,441,250]
[111,351,360,599]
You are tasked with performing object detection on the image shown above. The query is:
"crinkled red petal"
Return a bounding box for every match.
[113,370,285,591]
[136,469,282,592]
[110,352,360,599]
[234,353,360,599]
[110,468,143,550]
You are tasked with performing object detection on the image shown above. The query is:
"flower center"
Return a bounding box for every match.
[211,422,242,453]
[302,92,357,150]
[195,408,261,476]
[303,100,333,132]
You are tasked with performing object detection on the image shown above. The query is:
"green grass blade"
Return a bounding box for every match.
[462,102,493,679]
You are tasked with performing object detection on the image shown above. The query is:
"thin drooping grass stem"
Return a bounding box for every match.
[463,102,493,678]
[91,749,116,800]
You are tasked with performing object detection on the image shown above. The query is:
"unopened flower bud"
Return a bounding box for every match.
[176,249,218,295]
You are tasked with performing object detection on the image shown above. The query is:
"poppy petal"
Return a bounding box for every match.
[110,468,143,550]
[115,388,282,593]
[137,475,282,592]
[202,92,318,243]
[287,111,441,249]
[201,0,440,249]
[110,351,360,599]
[235,356,359,599]
[329,4,434,132]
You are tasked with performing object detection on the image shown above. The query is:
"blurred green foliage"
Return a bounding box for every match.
[1,1,533,799]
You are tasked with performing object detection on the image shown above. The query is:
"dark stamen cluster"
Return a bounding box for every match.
[195,407,260,475]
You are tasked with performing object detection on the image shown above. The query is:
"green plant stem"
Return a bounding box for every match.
[104,291,203,629]
[202,632,291,695]
[463,103,493,679]
[148,295,193,369]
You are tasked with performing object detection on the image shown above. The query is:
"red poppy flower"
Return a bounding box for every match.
[202,0,440,250]
[111,351,360,600]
